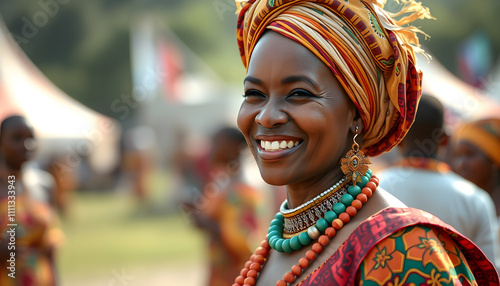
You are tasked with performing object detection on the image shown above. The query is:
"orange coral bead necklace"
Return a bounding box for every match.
[233,172,379,286]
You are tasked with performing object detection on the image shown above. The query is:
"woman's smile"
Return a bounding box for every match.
[255,135,303,161]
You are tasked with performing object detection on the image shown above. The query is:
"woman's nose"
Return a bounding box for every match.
[255,100,288,128]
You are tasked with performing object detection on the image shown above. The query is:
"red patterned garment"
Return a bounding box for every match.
[0,193,62,286]
[298,207,499,285]
[202,183,265,286]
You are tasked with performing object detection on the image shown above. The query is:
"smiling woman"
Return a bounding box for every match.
[232,0,499,285]
[239,32,357,196]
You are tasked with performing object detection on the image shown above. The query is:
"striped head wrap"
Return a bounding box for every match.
[236,0,434,156]
[454,118,500,166]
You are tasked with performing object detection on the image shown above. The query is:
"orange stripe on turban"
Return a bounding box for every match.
[454,118,500,166]
[236,0,434,156]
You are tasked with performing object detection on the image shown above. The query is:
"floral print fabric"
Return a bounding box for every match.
[360,225,476,285]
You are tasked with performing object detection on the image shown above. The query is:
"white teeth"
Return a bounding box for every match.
[265,141,272,150]
[271,141,279,150]
[280,141,287,149]
[260,140,301,151]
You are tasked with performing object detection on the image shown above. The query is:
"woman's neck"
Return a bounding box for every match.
[285,168,345,209]
[0,162,21,198]
[0,161,21,180]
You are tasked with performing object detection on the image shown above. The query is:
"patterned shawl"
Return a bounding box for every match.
[236,0,434,156]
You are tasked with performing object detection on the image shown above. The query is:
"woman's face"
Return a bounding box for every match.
[0,119,35,170]
[451,140,495,191]
[237,32,356,187]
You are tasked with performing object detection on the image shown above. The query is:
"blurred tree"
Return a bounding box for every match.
[0,0,498,120]
[419,0,500,80]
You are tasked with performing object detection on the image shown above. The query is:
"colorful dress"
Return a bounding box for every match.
[0,192,62,286]
[298,207,499,285]
[202,182,264,286]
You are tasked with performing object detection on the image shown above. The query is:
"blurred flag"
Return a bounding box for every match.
[457,30,492,88]
[158,39,184,102]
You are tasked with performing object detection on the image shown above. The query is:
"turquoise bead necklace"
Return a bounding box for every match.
[267,169,373,253]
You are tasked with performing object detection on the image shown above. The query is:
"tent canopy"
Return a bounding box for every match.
[0,20,120,173]
[417,52,500,125]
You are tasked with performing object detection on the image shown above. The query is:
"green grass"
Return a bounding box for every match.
[57,189,205,280]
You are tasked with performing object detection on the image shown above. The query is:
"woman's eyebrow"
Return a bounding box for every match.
[243,75,262,85]
[281,75,319,88]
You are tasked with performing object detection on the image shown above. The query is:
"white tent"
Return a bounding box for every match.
[0,20,120,174]
[417,53,500,126]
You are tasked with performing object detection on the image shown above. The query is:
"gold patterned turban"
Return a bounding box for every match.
[236,0,434,156]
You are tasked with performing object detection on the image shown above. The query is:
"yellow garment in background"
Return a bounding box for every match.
[454,118,500,166]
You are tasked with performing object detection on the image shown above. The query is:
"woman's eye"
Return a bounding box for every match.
[243,90,266,101]
[287,89,315,99]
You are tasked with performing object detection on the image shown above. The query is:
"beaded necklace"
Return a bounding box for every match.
[280,178,347,237]
[232,170,379,286]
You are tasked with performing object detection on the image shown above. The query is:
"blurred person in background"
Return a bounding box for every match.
[0,115,63,286]
[183,126,264,286]
[22,161,56,208]
[118,126,155,201]
[450,118,500,215]
[170,127,211,209]
[46,154,78,218]
[377,94,500,269]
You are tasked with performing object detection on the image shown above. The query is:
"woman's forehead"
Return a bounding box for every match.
[2,120,33,135]
[247,32,328,79]
[251,32,316,63]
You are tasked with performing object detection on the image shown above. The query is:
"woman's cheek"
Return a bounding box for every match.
[237,104,254,139]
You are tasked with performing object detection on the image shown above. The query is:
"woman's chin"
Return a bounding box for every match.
[259,170,290,186]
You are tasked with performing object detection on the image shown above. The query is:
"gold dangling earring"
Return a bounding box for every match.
[340,126,371,186]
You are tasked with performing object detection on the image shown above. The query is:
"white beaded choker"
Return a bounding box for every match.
[280,177,346,214]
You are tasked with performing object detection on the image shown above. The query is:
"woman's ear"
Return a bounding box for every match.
[350,115,364,135]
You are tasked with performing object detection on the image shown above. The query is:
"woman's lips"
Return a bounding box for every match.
[256,138,303,161]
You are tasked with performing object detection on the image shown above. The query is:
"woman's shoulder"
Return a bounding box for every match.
[363,187,407,212]
[359,224,479,285]
[300,206,499,286]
